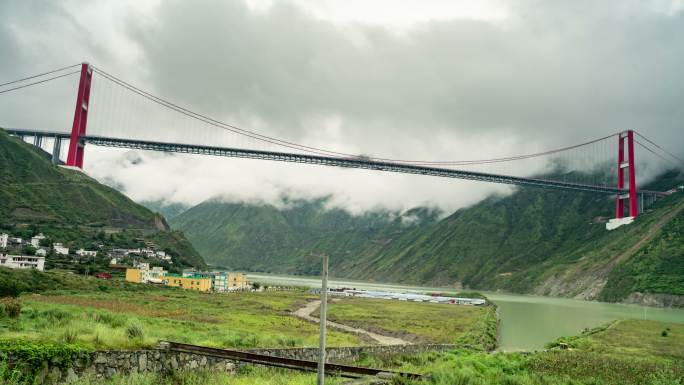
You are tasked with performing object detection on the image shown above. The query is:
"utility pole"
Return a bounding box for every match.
[317,254,329,385]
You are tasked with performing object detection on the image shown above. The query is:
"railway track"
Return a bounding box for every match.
[161,341,423,380]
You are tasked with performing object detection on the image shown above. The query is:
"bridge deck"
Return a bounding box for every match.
[3,128,665,196]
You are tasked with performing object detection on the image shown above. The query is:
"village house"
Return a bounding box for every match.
[228,272,249,290]
[125,263,167,284]
[52,243,69,255]
[75,248,98,257]
[30,233,46,248]
[0,233,8,249]
[0,254,45,271]
[165,273,212,292]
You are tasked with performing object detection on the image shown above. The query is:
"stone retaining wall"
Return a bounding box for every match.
[8,344,454,384]
[246,343,457,363]
[7,349,236,384]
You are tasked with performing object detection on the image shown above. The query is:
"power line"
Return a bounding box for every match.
[92,65,619,166]
[0,64,80,88]
[0,71,80,95]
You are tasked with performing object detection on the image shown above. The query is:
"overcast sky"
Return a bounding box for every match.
[1,0,683,214]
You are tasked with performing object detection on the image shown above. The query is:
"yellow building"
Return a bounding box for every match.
[125,266,167,284]
[228,272,249,290]
[164,274,212,292]
[126,266,243,293]
[125,268,143,283]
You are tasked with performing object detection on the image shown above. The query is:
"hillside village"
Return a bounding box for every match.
[0,231,249,293]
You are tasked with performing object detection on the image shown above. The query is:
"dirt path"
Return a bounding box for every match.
[293,300,410,345]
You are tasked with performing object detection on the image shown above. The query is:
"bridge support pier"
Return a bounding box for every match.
[52,137,62,165]
[33,135,43,148]
[66,63,92,169]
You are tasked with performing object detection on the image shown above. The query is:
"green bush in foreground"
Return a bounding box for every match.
[355,349,683,385]
[0,339,87,384]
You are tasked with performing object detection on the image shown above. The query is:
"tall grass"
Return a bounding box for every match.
[69,367,347,385]
[4,289,360,350]
[1,298,22,319]
[126,324,145,340]
[354,349,684,385]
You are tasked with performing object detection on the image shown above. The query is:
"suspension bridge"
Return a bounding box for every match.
[1,63,682,221]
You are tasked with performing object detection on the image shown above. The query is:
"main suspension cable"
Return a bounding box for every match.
[635,131,684,164]
[92,65,620,166]
[635,139,679,166]
[0,64,80,88]
[0,70,80,95]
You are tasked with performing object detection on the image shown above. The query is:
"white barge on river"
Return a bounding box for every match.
[311,288,486,306]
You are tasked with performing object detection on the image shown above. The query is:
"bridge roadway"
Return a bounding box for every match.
[3,128,666,197]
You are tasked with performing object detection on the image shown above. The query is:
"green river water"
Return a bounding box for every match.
[248,273,684,351]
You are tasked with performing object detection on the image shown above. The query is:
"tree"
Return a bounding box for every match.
[29,224,39,237]
[21,245,36,256]
[39,237,52,247]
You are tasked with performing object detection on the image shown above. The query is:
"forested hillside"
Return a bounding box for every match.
[0,129,205,269]
[172,169,684,305]
[170,198,438,275]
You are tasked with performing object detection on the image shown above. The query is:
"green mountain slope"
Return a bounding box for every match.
[0,129,205,269]
[170,199,438,274]
[172,170,684,305]
[141,200,190,220]
[338,173,684,299]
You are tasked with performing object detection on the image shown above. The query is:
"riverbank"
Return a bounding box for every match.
[249,273,684,351]
[351,318,683,385]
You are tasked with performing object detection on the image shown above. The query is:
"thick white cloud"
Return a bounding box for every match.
[1,0,682,214]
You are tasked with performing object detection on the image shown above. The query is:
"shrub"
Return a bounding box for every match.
[62,329,79,344]
[127,324,145,340]
[2,298,22,318]
[0,282,21,298]
[91,312,124,328]
[661,330,668,337]
[44,308,72,323]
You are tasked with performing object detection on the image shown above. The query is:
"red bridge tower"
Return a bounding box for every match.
[616,130,638,218]
[66,63,92,168]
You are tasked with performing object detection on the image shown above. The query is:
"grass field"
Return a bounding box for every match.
[352,319,684,385]
[559,319,684,362]
[1,287,362,350]
[321,297,498,350]
[0,270,497,352]
[4,270,681,384]
[6,319,679,385]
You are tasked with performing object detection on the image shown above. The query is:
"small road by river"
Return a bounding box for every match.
[293,300,410,345]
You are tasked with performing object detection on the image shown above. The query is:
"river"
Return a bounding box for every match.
[247,273,684,351]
